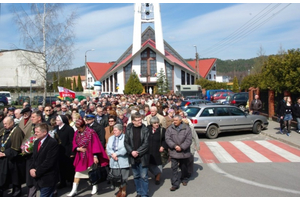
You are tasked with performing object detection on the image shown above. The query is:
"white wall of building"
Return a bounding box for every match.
[173,66,182,93]
[0,50,45,88]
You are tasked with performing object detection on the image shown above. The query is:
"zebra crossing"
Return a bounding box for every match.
[197,140,300,163]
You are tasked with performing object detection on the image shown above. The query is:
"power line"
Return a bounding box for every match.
[202,3,291,58]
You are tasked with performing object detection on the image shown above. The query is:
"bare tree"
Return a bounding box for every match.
[12,3,77,106]
[252,45,267,75]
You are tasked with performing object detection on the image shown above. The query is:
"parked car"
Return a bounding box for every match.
[205,89,232,101]
[185,104,269,139]
[0,94,8,106]
[32,96,59,105]
[180,99,215,111]
[228,92,249,111]
[16,96,30,105]
[32,96,44,105]
[217,95,232,105]
[211,91,234,102]
[0,91,12,105]
[184,96,200,100]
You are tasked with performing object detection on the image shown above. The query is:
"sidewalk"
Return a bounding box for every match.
[261,119,300,149]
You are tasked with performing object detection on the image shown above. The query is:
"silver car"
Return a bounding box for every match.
[185,104,269,139]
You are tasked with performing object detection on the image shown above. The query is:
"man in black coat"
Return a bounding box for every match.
[29,123,59,197]
[0,117,24,197]
[124,112,150,197]
[85,114,106,148]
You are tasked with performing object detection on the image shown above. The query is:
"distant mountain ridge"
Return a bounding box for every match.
[47,57,259,80]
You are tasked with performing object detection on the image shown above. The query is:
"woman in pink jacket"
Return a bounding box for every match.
[67,119,109,197]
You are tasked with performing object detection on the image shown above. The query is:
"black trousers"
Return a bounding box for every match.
[170,158,189,188]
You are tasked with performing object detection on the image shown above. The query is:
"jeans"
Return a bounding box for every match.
[296,118,300,130]
[40,186,56,197]
[131,163,149,197]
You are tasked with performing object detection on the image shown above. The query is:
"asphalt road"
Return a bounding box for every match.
[5,129,300,197]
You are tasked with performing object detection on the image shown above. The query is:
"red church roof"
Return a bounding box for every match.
[86,62,115,81]
[187,58,217,78]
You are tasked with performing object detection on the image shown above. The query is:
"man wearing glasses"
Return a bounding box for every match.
[124,112,150,197]
[43,106,56,125]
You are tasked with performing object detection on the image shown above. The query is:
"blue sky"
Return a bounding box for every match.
[1,2,299,70]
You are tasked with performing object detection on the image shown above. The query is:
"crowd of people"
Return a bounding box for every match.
[0,93,200,197]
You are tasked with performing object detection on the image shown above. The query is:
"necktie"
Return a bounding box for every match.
[37,141,41,152]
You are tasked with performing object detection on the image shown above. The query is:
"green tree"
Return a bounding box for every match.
[124,70,143,94]
[232,76,239,93]
[73,77,77,91]
[260,48,300,93]
[240,74,262,91]
[58,76,66,88]
[155,68,170,95]
[77,75,83,91]
[196,78,227,90]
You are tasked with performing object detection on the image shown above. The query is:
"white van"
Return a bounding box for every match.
[0,91,12,105]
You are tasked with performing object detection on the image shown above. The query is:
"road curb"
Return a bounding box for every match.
[261,131,300,150]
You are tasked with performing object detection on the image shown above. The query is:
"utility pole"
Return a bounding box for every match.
[194,45,199,80]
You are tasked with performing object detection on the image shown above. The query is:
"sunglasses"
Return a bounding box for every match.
[45,110,51,111]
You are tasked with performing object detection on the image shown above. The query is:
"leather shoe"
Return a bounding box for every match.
[170,186,179,191]
[136,194,141,197]
[182,182,187,186]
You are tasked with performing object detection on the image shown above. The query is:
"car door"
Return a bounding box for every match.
[228,106,252,129]
[215,107,233,131]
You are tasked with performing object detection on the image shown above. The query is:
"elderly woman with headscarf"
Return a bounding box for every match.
[146,116,168,185]
[106,124,129,197]
[55,115,75,189]
[67,119,109,197]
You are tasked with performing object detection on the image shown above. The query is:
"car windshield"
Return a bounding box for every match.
[185,107,200,117]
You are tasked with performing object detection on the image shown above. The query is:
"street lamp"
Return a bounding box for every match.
[193,45,199,80]
[85,49,95,89]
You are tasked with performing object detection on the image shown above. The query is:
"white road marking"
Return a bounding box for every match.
[205,142,237,163]
[208,162,300,195]
[230,141,272,163]
[255,140,300,162]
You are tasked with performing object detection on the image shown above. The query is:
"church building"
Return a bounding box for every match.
[85,3,217,94]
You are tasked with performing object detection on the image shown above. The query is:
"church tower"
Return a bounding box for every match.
[132,3,165,93]
[132,3,164,55]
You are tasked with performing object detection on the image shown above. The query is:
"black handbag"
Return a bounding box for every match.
[88,163,109,185]
[107,160,123,187]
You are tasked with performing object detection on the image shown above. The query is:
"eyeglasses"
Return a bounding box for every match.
[152,122,159,124]
[109,120,115,122]
[45,110,51,112]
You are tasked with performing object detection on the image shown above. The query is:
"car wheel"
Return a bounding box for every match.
[253,121,262,134]
[206,125,219,139]
[0,102,4,106]
[239,105,245,111]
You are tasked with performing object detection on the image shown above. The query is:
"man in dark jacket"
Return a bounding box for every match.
[293,97,300,133]
[250,94,262,115]
[124,112,150,197]
[0,117,24,197]
[165,115,192,191]
[85,114,106,148]
[30,123,59,197]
